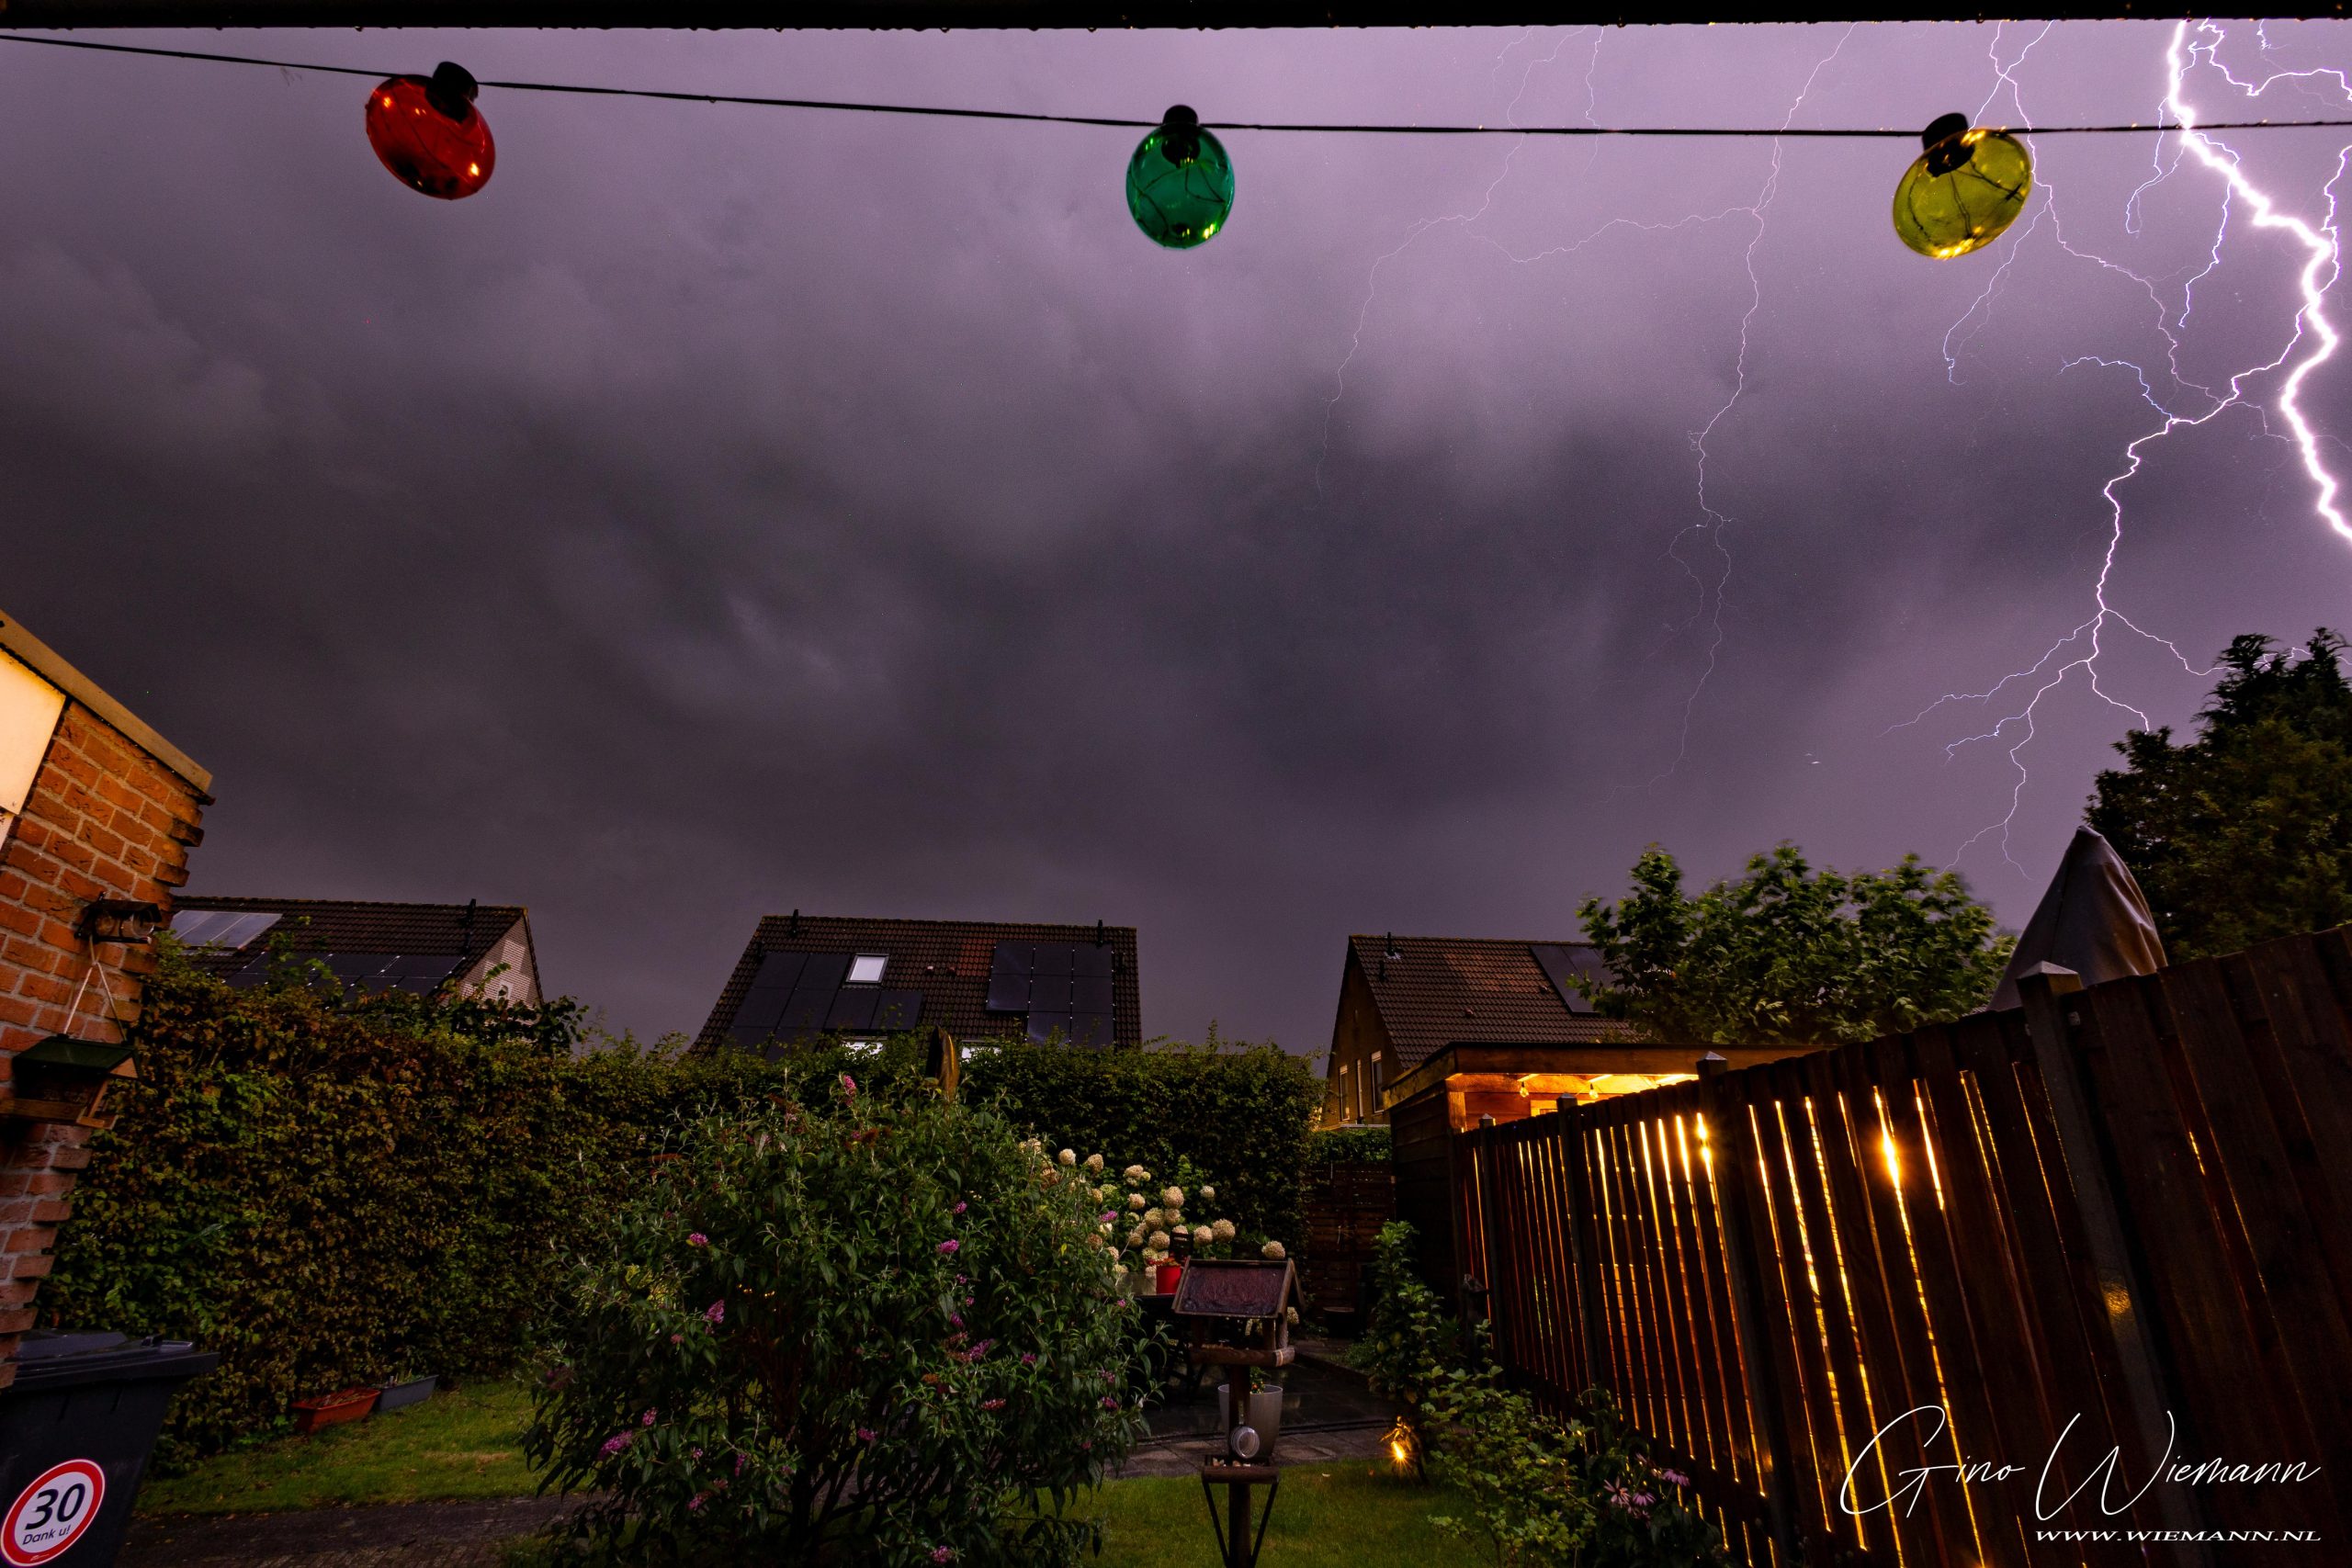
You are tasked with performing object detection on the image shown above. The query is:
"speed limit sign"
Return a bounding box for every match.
[1,1460,105,1565]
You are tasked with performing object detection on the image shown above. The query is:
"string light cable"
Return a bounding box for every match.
[5,30,2351,140]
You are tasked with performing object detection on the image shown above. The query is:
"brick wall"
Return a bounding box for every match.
[0,619,208,1385]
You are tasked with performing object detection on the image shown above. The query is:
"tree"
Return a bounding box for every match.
[2088,629,2352,959]
[1576,845,2012,1045]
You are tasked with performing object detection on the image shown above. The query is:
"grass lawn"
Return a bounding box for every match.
[1094,1468,1482,1567]
[140,1384,1486,1563]
[137,1381,540,1514]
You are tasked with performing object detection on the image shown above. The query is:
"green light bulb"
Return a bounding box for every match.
[1126,106,1234,250]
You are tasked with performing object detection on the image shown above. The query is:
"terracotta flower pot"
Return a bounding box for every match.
[1155,1259,1184,1295]
[292,1387,380,1435]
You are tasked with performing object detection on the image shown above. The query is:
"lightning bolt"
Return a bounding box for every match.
[1900,19,2351,876]
[1315,27,1586,499]
[1641,25,1859,784]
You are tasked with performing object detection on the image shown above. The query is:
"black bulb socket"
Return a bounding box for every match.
[1159,103,1202,164]
[425,62,481,123]
[1921,112,1973,177]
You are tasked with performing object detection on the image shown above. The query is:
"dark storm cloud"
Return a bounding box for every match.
[6,21,2351,1048]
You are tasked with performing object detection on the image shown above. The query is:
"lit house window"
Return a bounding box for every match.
[847,953,888,985]
[0,649,64,845]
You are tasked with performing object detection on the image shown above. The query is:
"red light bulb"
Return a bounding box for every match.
[365,62,493,200]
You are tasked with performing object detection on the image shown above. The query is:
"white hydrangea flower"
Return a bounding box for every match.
[1162,1186,1185,1209]
[1122,1165,1149,1184]
[1085,1154,1104,1172]
[1164,1211,1183,1229]
[1261,1240,1286,1259]
[1212,1219,1236,1241]
[1149,1230,1170,1249]
[1099,1222,1114,1236]
[1108,1247,1121,1261]
[1126,1227,1145,1247]
[1143,1207,1164,1227]
[1127,1193,1146,1211]
[1285,1307,1299,1324]
[1113,1263,1128,1280]
[1199,1184,1216,1202]
[1086,1231,1104,1248]
[1192,1225,1214,1247]
[1058,1148,1077,1167]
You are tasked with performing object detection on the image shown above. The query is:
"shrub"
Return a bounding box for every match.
[525,1088,1148,1565]
[1306,1125,1392,1165]
[43,945,790,1464]
[962,1041,1317,1249]
[1350,1222,1459,1465]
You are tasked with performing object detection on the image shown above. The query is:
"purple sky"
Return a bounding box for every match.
[6,21,2350,1052]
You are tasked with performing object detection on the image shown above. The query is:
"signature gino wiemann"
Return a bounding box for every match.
[1838,1406,2321,1519]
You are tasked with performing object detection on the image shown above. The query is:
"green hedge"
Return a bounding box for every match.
[962,1043,1320,1247]
[43,951,792,1465]
[45,953,1318,1463]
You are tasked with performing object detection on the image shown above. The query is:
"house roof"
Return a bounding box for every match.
[696,914,1142,1054]
[1347,932,1636,1071]
[169,896,528,989]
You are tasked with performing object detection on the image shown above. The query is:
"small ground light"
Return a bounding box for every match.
[366,62,495,200]
[1126,105,1234,249]
[1892,112,2032,259]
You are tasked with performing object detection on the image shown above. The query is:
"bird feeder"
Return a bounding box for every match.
[1170,1258,1304,1568]
[365,62,495,200]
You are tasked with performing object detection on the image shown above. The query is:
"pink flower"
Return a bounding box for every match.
[949,1314,964,1328]
[840,1073,857,1098]
[669,1334,684,1345]
[955,1274,967,1285]
[691,1448,704,1461]
[734,1453,748,1474]
[704,1300,726,1325]
[599,1432,633,1457]
[937,1239,960,1256]
[686,1232,708,1247]
[930,1550,954,1563]
[981,1398,1006,1412]
[1021,1352,1036,1366]
[641,1408,658,1427]
[858,1427,877,1442]
[951,1201,967,1214]
[1657,1468,1690,1487]
[1100,1395,1120,1409]
[689,1493,707,1513]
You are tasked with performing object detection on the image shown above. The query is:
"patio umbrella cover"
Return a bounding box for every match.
[1986,827,2167,1010]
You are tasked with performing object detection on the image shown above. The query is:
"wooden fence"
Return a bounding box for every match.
[1299,1158,1396,1325]
[1449,929,2352,1567]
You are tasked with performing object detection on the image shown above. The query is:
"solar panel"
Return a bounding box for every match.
[1028,976,1076,1011]
[989,942,1035,976]
[1072,976,1114,1012]
[1026,1010,1074,1043]
[825,987,879,1031]
[875,988,924,1030]
[747,951,810,998]
[797,952,853,996]
[168,909,282,949]
[985,972,1030,1012]
[1072,943,1114,977]
[778,987,835,1032]
[735,986,790,1034]
[1531,944,1614,1015]
[325,953,401,982]
[1031,942,1078,976]
[1069,1012,1115,1048]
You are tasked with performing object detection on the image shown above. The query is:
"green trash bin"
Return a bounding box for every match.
[0,1331,216,1567]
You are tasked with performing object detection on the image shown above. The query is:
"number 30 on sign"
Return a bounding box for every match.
[3,1460,104,1565]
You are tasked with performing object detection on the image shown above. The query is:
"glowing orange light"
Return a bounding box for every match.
[365,64,494,200]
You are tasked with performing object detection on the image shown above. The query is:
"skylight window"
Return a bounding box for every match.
[846,953,888,986]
